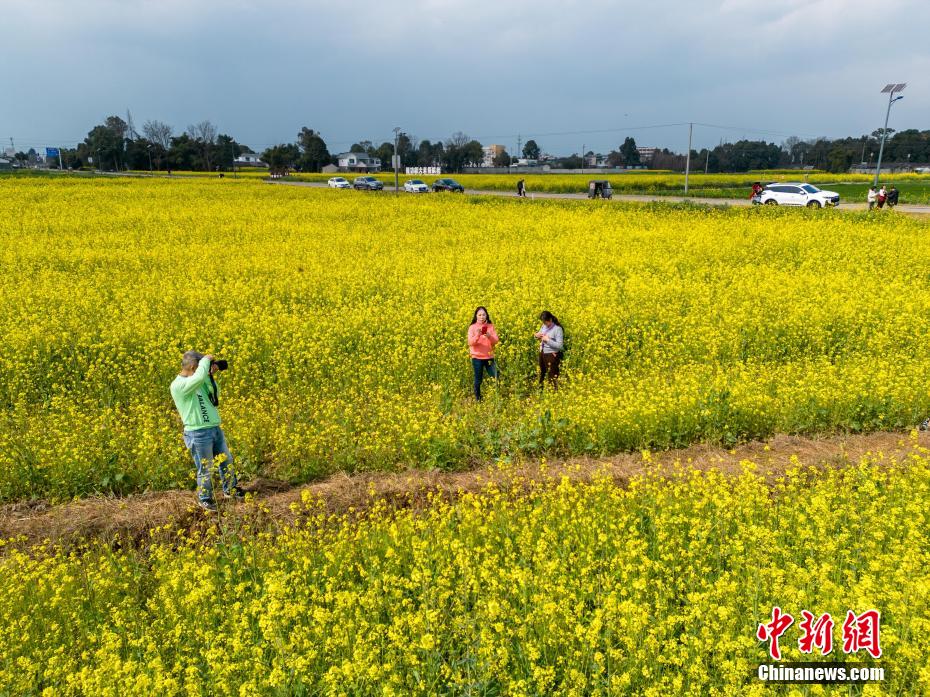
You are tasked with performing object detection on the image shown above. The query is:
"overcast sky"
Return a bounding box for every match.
[2,0,928,156]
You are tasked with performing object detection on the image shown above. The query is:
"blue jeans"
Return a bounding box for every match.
[183,426,238,502]
[471,358,498,400]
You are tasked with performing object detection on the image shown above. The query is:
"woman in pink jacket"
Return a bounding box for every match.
[468,306,500,400]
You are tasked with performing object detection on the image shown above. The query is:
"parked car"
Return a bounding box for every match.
[753,183,839,208]
[354,176,384,191]
[404,179,430,193]
[328,177,351,189]
[432,178,465,193]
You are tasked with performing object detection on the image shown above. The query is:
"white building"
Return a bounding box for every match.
[234,153,267,167]
[482,144,506,167]
[336,152,382,172]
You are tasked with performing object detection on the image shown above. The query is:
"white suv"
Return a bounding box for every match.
[754,183,840,208]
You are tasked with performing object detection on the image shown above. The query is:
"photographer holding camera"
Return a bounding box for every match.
[170,350,244,511]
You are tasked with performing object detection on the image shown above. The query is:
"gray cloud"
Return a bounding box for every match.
[1,0,926,155]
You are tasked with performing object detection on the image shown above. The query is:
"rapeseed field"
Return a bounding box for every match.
[1,177,929,501]
[0,455,925,694]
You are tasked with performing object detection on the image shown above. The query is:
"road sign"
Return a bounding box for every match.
[45,147,59,158]
[391,155,401,168]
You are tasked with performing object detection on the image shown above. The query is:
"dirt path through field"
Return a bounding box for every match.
[1,430,926,550]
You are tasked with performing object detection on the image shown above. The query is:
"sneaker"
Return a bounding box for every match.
[223,486,246,501]
[198,499,218,512]
[920,419,930,432]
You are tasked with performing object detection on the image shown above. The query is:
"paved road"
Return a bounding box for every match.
[271,180,930,215]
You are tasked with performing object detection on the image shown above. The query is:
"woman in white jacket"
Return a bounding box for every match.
[533,310,564,389]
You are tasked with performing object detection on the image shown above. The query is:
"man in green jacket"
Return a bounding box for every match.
[170,350,244,511]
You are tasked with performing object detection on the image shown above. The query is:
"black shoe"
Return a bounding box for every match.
[198,499,218,512]
[224,486,246,501]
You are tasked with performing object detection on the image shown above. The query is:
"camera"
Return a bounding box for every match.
[211,359,229,371]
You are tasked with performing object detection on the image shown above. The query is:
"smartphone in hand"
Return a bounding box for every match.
[481,325,488,335]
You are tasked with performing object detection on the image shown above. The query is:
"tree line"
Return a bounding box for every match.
[29,114,930,174]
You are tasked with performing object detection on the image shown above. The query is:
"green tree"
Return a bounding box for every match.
[620,137,640,165]
[82,117,127,171]
[827,146,852,173]
[373,142,394,169]
[215,134,241,171]
[166,134,199,170]
[522,139,540,160]
[397,133,418,167]
[492,149,511,167]
[443,133,484,172]
[261,143,301,176]
[416,140,443,166]
[297,128,331,172]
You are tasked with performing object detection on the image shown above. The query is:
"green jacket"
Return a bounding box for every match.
[170,356,221,431]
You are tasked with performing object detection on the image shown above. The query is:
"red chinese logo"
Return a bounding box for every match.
[757,606,794,660]
[842,610,882,658]
[798,610,834,655]
[758,608,881,659]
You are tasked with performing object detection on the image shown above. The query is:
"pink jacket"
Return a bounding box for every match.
[468,323,499,359]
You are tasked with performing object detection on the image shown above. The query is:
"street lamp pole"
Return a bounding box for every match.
[393,127,400,194]
[683,122,692,195]
[874,83,906,187]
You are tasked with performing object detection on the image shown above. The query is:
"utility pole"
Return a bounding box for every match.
[684,122,692,195]
[581,143,585,174]
[704,148,710,174]
[393,127,400,194]
[517,134,522,163]
[874,83,906,187]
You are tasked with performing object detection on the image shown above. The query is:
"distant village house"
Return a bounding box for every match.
[336,152,382,173]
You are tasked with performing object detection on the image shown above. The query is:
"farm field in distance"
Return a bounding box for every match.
[282,170,930,203]
[2,175,930,694]
[3,176,930,502]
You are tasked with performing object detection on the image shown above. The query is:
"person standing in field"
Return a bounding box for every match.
[170,350,245,511]
[534,310,564,389]
[877,185,887,209]
[517,179,526,197]
[867,186,877,211]
[468,306,500,401]
[887,184,899,208]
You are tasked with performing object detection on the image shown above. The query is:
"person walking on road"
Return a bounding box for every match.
[533,310,564,389]
[877,185,887,209]
[468,306,500,401]
[517,179,526,197]
[867,186,877,211]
